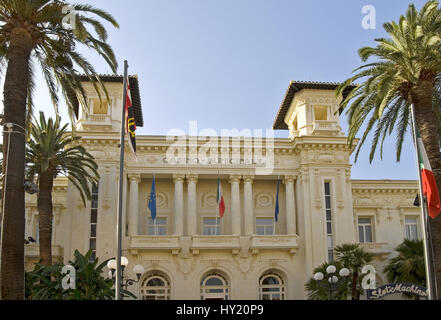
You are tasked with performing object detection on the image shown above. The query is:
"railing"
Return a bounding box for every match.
[128,234,299,254]
[312,120,340,134]
[25,244,63,258]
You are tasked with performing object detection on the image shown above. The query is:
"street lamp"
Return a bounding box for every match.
[313,265,350,300]
[107,256,145,299]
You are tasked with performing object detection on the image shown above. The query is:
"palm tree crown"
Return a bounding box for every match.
[0,0,119,120]
[26,111,99,265]
[384,240,426,286]
[337,0,441,162]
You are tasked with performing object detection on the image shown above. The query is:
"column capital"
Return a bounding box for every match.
[128,173,141,183]
[186,174,199,183]
[229,174,242,183]
[243,175,254,184]
[173,174,186,183]
[283,175,297,184]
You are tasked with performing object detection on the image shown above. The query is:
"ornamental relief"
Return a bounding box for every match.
[146,192,168,208]
[201,192,217,208]
[254,192,274,209]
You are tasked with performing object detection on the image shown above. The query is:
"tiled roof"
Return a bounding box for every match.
[272,81,356,130]
[70,74,144,127]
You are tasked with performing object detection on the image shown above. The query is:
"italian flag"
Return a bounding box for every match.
[417,130,441,219]
[217,177,226,218]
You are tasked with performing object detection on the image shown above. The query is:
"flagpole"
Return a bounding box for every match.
[115,60,129,300]
[410,103,437,300]
[216,173,219,236]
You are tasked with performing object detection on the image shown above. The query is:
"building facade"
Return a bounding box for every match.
[24,78,421,300]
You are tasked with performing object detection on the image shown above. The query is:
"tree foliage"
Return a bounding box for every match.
[25,250,136,300]
[26,111,100,206]
[336,0,441,163]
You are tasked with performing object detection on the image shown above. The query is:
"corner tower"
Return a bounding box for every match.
[273,81,357,276]
[273,81,354,140]
[71,75,144,132]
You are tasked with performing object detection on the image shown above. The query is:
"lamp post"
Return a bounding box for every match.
[107,257,144,298]
[313,265,350,300]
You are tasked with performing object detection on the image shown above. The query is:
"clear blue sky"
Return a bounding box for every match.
[7,0,433,180]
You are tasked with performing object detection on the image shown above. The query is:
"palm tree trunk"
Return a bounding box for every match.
[351,272,359,300]
[411,82,441,298]
[1,27,33,300]
[37,171,54,266]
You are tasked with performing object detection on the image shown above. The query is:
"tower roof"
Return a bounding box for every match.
[70,74,144,127]
[272,81,355,130]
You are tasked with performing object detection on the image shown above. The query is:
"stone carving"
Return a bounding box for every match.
[176,255,194,275]
[156,192,168,208]
[255,192,274,208]
[239,257,251,273]
[202,192,217,208]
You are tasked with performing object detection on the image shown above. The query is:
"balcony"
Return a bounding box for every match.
[312,120,341,136]
[251,235,299,254]
[25,244,63,259]
[191,235,241,251]
[128,235,180,254]
[128,235,299,256]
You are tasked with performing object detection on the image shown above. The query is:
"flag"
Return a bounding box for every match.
[148,176,157,220]
[417,130,441,219]
[217,177,225,218]
[275,179,280,223]
[125,77,137,159]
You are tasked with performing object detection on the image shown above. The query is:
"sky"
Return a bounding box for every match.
[1,0,433,180]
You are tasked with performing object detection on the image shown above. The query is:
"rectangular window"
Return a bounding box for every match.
[314,105,328,121]
[92,98,110,115]
[256,218,274,235]
[147,217,167,235]
[358,218,373,243]
[89,183,99,262]
[202,217,221,235]
[405,217,419,241]
[324,182,334,261]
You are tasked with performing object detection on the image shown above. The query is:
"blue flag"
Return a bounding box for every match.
[148,176,157,220]
[275,179,280,223]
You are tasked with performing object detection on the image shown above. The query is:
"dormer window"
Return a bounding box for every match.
[92,98,110,115]
[313,105,328,121]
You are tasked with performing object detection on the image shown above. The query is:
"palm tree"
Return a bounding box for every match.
[0,0,118,299]
[384,240,426,299]
[337,1,441,296]
[26,112,99,266]
[335,244,374,300]
[26,250,137,300]
[305,261,350,300]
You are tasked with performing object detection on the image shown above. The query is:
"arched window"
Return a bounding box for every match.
[259,272,286,300]
[140,272,171,300]
[200,272,229,300]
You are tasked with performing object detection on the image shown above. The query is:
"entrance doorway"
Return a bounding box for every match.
[200,272,229,300]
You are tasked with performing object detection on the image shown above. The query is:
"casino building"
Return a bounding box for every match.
[23,76,420,300]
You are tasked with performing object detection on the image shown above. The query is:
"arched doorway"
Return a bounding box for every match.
[258,271,286,300]
[140,272,171,300]
[200,271,230,300]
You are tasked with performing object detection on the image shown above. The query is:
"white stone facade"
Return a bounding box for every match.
[23,79,421,300]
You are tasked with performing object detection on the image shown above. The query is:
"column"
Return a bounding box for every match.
[243,175,254,236]
[187,174,198,235]
[229,175,242,236]
[284,175,296,235]
[128,174,141,237]
[173,174,185,235]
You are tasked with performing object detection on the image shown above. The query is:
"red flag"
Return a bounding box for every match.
[417,130,441,219]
